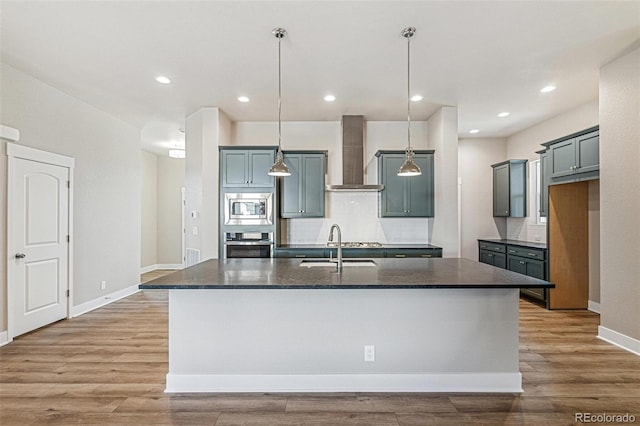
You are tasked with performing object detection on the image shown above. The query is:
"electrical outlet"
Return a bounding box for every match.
[100,280,106,290]
[364,345,375,362]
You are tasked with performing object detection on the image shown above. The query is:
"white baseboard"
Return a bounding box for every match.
[165,372,523,393]
[588,300,601,313]
[140,264,183,274]
[70,283,140,318]
[598,326,640,356]
[0,331,10,347]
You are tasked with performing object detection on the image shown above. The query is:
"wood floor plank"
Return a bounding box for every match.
[1,280,639,425]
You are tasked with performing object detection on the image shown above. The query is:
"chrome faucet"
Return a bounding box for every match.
[328,224,343,271]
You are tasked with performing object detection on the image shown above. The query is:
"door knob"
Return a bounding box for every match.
[15,253,26,259]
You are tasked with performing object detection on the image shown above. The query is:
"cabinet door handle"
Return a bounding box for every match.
[520,261,525,265]
[508,249,516,253]
[295,254,306,258]
[488,254,493,257]
[528,253,536,257]
[395,254,406,258]
[494,247,501,251]
[420,254,432,258]
[480,245,487,249]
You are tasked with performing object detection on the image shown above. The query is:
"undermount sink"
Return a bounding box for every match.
[299,259,377,268]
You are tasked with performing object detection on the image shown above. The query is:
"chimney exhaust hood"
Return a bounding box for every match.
[325,115,384,192]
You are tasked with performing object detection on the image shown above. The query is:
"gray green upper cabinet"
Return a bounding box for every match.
[280,151,327,218]
[538,149,550,217]
[221,148,276,188]
[376,150,435,218]
[543,127,599,180]
[492,159,527,217]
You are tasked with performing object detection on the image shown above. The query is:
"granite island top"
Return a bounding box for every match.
[139,258,554,290]
[478,239,547,250]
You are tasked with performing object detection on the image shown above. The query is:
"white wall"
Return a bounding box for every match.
[0,140,7,332]
[0,64,141,316]
[157,156,185,265]
[428,107,460,257]
[140,152,185,270]
[458,138,507,260]
[141,151,158,268]
[599,46,640,345]
[185,108,227,261]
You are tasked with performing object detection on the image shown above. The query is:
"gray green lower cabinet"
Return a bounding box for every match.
[384,248,442,258]
[275,247,443,259]
[478,240,548,305]
[280,151,327,218]
[376,150,435,217]
[478,242,506,268]
[274,248,327,258]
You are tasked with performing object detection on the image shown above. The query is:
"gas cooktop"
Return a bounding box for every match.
[326,241,383,248]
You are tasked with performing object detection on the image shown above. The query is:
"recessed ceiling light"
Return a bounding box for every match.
[540,85,557,93]
[237,96,250,103]
[497,112,510,118]
[155,76,171,84]
[411,95,423,102]
[324,94,336,102]
[469,129,479,134]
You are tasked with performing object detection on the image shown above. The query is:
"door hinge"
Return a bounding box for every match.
[67,235,70,243]
[66,289,70,298]
[67,180,71,188]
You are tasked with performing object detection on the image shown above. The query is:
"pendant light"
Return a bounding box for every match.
[268,27,291,177]
[397,27,422,177]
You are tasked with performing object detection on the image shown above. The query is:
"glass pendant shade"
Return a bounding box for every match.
[398,26,421,177]
[268,27,291,177]
[268,150,290,176]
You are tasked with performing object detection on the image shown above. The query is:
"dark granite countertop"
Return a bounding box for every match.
[139,258,553,290]
[276,244,442,250]
[478,239,547,250]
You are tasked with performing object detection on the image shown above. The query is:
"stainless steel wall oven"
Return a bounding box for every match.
[224,232,274,258]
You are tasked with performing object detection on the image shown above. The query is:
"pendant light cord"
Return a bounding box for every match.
[407,31,411,153]
[278,33,282,153]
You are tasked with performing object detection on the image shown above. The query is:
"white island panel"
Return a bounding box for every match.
[167,288,521,393]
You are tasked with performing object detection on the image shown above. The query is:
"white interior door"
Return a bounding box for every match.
[8,148,71,338]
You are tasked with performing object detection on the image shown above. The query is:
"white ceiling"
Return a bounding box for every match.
[2,1,639,154]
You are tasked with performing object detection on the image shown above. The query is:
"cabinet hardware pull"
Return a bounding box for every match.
[295,255,306,258]
[488,254,493,257]
[520,261,525,264]
[395,254,406,258]
[420,254,431,258]
[528,253,536,256]
[480,245,486,248]
[509,250,516,253]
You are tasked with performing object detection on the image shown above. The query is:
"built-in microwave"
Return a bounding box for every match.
[224,193,273,226]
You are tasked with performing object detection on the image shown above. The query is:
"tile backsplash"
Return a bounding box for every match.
[281,192,430,244]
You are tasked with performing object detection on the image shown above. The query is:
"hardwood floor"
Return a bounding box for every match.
[1,284,639,425]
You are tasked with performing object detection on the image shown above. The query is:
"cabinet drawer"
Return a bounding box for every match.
[275,248,326,258]
[506,246,545,261]
[384,248,442,258]
[478,242,506,253]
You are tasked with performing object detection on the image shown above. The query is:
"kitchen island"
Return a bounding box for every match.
[140,258,553,393]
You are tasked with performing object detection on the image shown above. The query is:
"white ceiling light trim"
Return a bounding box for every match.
[540,85,556,93]
[410,95,423,102]
[169,149,185,158]
[155,76,171,84]
[469,129,479,134]
[324,94,336,102]
[497,112,510,118]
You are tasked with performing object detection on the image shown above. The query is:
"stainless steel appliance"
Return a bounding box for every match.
[224,232,274,258]
[224,193,273,226]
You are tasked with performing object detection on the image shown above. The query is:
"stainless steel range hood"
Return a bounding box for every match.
[326,115,384,192]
